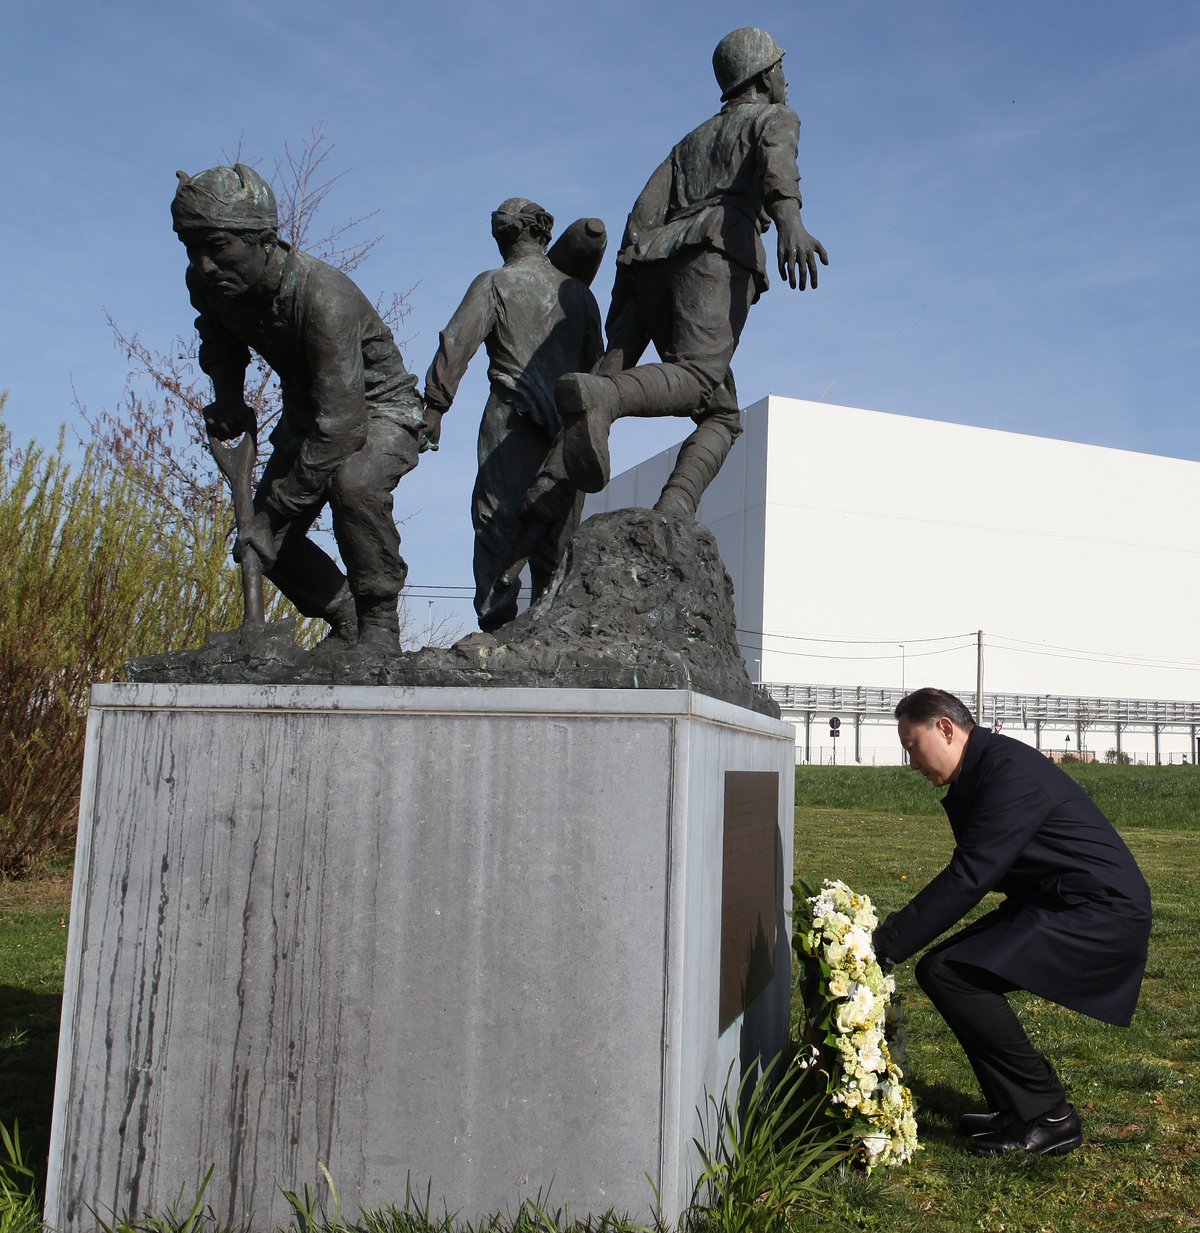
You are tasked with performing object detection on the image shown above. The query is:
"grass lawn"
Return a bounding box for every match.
[1,766,1196,1231]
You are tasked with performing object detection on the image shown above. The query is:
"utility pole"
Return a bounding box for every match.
[976,630,984,725]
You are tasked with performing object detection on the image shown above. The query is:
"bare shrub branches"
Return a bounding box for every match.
[78,125,413,533]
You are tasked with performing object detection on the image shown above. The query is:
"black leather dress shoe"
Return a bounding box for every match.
[971,1105,1083,1156]
[958,1110,1013,1137]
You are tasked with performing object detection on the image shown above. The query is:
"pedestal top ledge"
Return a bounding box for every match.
[90,682,795,734]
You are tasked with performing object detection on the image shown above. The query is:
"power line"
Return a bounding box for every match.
[738,624,1200,674]
[988,632,1200,669]
[736,639,976,663]
[735,627,973,646]
[986,641,1200,674]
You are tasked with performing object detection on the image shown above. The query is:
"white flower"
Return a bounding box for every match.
[827,969,852,999]
[837,982,875,1028]
[845,925,874,964]
[859,1038,885,1074]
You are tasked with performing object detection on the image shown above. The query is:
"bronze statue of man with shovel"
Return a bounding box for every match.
[172,163,427,652]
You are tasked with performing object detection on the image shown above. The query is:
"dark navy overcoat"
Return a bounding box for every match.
[876,727,1152,1026]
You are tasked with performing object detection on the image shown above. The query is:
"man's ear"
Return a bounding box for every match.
[935,716,956,743]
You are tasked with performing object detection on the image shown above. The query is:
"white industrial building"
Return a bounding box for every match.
[587,396,1200,766]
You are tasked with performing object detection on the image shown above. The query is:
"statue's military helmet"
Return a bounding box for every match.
[712,27,786,101]
[171,163,278,235]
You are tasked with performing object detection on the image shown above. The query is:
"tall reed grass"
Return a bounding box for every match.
[0,405,245,873]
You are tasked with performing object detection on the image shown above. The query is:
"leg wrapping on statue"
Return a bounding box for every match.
[916,948,1067,1123]
[606,363,710,419]
[654,410,741,518]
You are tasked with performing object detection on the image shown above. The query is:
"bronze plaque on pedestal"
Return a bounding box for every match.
[719,770,780,1033]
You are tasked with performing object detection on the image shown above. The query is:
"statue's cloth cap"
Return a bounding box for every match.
[172,163,278,234]
[491,197,554,236]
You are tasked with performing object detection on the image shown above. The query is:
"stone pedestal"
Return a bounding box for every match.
[46,685,794,1229]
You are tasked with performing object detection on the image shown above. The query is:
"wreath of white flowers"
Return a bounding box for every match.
[793,878,920,1170]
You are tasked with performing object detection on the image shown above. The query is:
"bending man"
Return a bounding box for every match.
[876,688,1151,1156]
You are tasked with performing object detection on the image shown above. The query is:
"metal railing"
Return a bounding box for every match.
[762,683,1200,728]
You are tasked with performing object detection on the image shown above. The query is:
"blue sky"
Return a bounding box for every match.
[3,1,1198,635]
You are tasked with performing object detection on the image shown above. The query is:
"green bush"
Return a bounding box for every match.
[0,404,248,874]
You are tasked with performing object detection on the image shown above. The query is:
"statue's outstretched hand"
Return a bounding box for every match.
[203,399,256,442]
[777,215,829,291]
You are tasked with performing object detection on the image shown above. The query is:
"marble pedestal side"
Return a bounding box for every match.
[46,685,794,1229]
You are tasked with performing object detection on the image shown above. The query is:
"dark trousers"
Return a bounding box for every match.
[915,945,1067,1123]
[472,394,583,630]
[257,416,420,617]
[598,247,757,418]
[521,248,754,518]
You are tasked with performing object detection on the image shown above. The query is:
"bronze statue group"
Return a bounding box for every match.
[172,28,1150,1166]
[171,26,824,648]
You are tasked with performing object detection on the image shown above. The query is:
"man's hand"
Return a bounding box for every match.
[203,399,257,442]
[776,211,829,291]
[419,403,443,453]
[873,912,898,969]
[233,509,283,569]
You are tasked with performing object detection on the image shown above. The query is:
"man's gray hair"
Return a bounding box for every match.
[894,687,976,729]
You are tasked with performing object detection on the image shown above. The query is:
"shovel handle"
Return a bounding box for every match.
[208,430,266,629]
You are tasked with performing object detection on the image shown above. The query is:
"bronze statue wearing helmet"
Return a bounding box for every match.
[712,27,786,100]
[548,26,828,519]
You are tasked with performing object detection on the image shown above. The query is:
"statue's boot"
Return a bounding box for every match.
[557,373,619,492]
[301,585,360,663]
[320,585,359,644]
[557,365,707,492]
[356,595,402,655]
[653,417,737,519]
